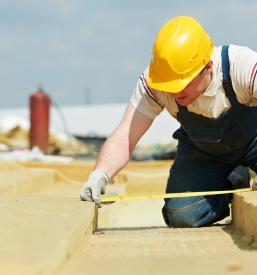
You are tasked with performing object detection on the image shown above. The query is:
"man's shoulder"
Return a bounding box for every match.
[141,66,150,79]
[212,44,251,66]
[214,44,245,51]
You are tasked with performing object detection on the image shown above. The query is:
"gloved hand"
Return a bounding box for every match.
[80,169,110,204]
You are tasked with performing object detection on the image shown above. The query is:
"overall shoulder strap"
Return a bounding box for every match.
[221,45,236,99]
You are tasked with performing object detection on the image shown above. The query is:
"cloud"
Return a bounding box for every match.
[51,0,81,17]
[224,0,257,15]
[0,0,257,108]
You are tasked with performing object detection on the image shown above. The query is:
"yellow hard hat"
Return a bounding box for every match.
[147,16,214,93]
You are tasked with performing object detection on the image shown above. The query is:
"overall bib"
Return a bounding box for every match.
[163,45,257,227]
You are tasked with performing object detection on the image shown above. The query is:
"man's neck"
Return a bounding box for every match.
[201,69,213,94]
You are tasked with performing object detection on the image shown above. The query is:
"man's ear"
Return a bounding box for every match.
[206,60,213,74]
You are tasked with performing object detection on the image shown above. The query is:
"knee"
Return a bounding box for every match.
[228,166,250,189]
[162,196,230,228]
[162,205,199,228]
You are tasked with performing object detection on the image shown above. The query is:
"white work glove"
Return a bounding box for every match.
[80,169,110,204]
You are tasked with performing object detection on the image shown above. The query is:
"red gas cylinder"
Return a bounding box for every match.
[29,89,51,152]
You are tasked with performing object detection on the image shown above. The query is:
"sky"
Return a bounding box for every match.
[0,0,257,108]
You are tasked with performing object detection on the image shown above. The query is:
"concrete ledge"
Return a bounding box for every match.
[0,161,25,172]
[22,161,95,181]
[232,191,257,244]
[22,160,172,183]
[0,169,56,195]
[0,196,95,275]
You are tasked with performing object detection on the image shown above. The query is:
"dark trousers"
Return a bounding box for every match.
[162,137,255,228]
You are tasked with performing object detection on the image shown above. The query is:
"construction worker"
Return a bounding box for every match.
[80,16,257,228]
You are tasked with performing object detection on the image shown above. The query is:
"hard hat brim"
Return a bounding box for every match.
[147,63,202,93]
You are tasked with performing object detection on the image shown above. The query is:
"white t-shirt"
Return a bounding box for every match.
[130,45,257,120]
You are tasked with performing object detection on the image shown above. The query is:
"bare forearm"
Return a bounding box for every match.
[94,134,133,179]
[80,100,153,203]
[92,103,153,179]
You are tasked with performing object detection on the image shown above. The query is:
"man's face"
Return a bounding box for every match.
[171,62,213,106]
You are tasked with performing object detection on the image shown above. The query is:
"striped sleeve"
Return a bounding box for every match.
[249,62,257,95]
[130,69,164,119]
[230,46,257,105]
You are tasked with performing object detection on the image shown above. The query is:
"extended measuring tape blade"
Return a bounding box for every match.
[101,187,252,203]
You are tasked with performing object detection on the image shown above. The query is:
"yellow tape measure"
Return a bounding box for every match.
[101,187,252,202]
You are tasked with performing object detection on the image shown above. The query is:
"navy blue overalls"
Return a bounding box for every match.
[162,45,257,227]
